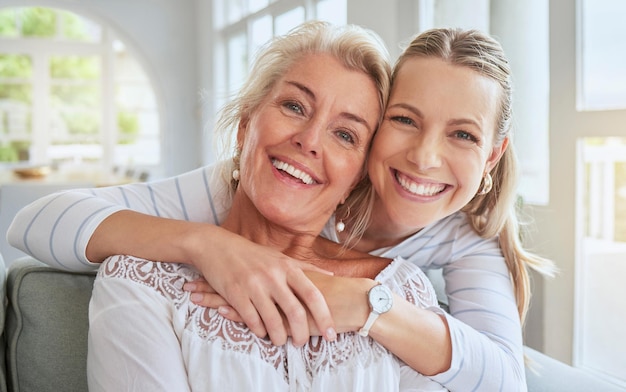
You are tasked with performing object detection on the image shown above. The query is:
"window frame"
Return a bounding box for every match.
[0,7,161,172]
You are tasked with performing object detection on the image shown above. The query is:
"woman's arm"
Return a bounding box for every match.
[7,162,335,345]
[196,259,454,377]
[393,214,527,391]
[7,164,227,270]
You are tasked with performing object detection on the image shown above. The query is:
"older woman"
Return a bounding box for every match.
[85,22,444,391]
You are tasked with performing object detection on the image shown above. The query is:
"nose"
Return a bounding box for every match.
[406,132,442,170]
[291,122,322,157]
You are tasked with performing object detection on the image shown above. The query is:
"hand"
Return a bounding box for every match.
[183,278,243,319]
[185,228,336,347]
[186,272,373,336]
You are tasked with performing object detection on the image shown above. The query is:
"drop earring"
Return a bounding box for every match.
[232,148,241,183]
[335,205,350,234]
[477,173,493,195]
[335,220,345,233]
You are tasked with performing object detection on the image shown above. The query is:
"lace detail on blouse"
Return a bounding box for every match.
[99,255,439,385]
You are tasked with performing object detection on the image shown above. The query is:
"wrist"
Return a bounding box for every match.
[176,222,217,266]
[349,279,379,332]
[358,282,394,337]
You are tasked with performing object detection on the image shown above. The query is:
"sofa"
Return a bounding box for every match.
[1,255,624,392]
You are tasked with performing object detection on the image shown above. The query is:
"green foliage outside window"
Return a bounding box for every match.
[0,54,32,78]
[0,6,157,165]
[117,111,139,144]
[0,7,99,41]
[21,8,56,37]
[50,56,99,79]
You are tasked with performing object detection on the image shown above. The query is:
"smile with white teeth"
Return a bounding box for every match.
[396,172,445,196]
[272,159,316,185]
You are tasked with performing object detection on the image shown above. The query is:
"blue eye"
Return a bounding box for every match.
[284,102,303,114]
[336,129,355,144]
[391,116,414,126]
[455,130,478,143]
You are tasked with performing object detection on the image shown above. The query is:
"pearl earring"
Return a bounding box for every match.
[335,220,345,233]
[232,169,240,181]
[335,204,350,234]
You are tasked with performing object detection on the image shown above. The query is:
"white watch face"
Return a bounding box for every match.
[369,284,393,314]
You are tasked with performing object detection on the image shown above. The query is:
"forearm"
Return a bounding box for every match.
[370,299,451,376]
[8,163,229,271]
[87,210,230,265]
[315,255,390,279]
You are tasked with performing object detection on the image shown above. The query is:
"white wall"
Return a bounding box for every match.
[0,0,202,178]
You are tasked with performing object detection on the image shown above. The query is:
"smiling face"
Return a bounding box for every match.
[367,56,507,236]
[236,53,380,234]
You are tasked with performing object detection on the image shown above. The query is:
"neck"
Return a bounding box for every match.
[221,190,323,261]
[224,190,393,279]
[348,196,419,253]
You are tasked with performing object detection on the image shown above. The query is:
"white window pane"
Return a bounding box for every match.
[226,0,245,24]
[249,0,269,14]
[275,7,304,36]
[579,0,626,110]
[316,0,347,25]
[250,15,272,61]
[227,32,247,94]
[577,137,626,386]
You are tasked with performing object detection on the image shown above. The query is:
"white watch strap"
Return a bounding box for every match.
[358,311,380,337]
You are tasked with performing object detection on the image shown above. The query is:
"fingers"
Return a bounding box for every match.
[223,286,270,340]
[216,305,244,323]
[250,292,290,345]
[288,270,336,342]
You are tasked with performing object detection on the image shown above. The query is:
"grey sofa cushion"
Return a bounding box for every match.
[0,253,7,392]
[6,257,96,392]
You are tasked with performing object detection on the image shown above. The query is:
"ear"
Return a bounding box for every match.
[236,113,250,150]
[485,137,508,173]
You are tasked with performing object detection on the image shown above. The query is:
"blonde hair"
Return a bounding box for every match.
[215,21,391,240]
[390,28,555,323]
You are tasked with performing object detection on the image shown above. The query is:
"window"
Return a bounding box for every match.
[533,0,626,387]
[579,0,626,111]
[0,7,160,171]
[577,137,626,385]
[575,3,626,381]
[212,0,347,114]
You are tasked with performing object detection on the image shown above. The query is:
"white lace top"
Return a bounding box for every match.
[87,255,447,392]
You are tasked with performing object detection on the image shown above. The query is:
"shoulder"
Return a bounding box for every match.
[98,255,199,305]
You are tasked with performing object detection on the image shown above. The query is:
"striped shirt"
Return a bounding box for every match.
[7,161,526,391]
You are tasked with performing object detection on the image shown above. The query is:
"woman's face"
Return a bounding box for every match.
[368,57,507,234]
[237,53,380,233]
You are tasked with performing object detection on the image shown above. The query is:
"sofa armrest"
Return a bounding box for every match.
[525,346,625,392]
[5,257,96,392]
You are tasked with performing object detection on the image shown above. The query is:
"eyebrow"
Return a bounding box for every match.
[389,102,482,129]
[286,80,375,133]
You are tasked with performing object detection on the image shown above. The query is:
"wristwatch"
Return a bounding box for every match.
[358,283,393,337]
